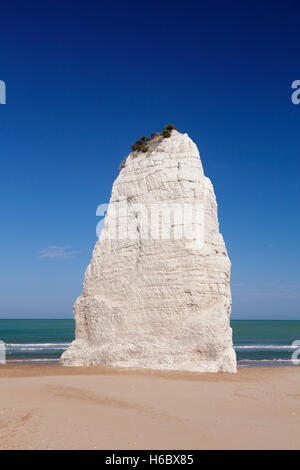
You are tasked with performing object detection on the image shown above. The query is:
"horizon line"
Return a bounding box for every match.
[0,318,299,321]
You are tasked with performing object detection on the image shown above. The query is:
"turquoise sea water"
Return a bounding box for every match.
[0,319,300,367]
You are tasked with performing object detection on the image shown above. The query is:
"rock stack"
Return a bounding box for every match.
[61,128,236,372]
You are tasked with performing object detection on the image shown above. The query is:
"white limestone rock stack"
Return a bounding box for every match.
[61,128,237,372]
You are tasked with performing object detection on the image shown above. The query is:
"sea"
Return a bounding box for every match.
[0,319,300,367]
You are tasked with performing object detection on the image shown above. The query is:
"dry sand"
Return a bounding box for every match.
[0,364,299,450]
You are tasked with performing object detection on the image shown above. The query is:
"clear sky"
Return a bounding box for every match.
[0,0,299,319]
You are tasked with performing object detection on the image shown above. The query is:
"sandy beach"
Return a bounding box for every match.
[0,365,298,450]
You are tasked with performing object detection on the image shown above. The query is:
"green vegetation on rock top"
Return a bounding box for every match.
[120,124,178,170]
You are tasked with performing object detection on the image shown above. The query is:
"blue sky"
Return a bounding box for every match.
[0,0,299,319]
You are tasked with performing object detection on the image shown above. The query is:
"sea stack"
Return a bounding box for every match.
[61,127,237,372]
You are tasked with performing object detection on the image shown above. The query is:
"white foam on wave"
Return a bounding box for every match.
[237,359,298,368]
[7,358,59,363]
[7,343,71,347]
[235,344,298,351]
[6,358,298,366]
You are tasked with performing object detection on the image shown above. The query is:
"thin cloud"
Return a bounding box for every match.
[39,246,81,259]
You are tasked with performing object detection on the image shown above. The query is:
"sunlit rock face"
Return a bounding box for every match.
[61,130,236,373]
